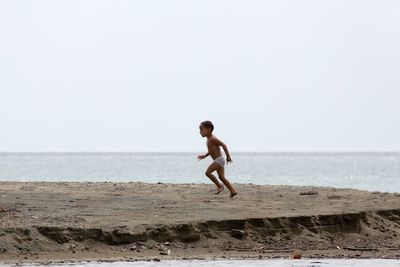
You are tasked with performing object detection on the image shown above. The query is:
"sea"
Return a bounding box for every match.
[1,152,400,267]
[0,152,399,192]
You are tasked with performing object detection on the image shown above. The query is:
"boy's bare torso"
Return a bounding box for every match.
[207,136,222,160]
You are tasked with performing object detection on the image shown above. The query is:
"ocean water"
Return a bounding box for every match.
[0,152,399,193]
[15,259,400,267]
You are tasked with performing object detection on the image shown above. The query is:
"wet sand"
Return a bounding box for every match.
[0,182,400,264]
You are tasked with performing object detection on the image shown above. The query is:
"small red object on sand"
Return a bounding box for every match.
[292,254,302,259]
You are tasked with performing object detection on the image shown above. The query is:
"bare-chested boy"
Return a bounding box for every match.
[197,120,238,198]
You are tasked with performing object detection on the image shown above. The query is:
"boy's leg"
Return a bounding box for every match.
[216,167,237,197]
[206,162,224,192]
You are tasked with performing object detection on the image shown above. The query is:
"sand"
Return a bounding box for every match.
[0,182,400,264]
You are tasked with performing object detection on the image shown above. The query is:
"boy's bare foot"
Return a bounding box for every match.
[215,186,225,194]
[230,191,238,198]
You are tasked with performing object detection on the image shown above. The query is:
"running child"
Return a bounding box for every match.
[197,120,237,198]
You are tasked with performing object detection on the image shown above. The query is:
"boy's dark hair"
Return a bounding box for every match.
[201,120,214,131]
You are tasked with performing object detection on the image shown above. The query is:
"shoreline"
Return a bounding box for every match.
[0,182,400,264]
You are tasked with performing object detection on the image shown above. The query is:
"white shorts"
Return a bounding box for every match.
[214,156,226,167]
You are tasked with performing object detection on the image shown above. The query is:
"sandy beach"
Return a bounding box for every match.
[0,182,400,264]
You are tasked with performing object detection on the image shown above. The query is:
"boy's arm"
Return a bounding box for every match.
[214,138,233,163]
[197,152,209,160]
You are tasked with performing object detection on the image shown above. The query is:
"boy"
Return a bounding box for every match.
[197,121,238,198]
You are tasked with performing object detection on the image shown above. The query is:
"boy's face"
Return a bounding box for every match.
[199,125,210,137]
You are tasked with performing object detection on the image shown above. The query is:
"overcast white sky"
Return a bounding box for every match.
[0,0,399,152]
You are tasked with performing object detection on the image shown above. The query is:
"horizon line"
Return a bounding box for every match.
[1,151,399,154]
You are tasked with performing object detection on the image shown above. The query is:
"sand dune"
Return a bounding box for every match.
[0,182,399,264]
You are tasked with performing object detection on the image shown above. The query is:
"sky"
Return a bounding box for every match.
[0,0,399,152]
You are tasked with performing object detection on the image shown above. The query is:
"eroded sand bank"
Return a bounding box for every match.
[0,182,400,264]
